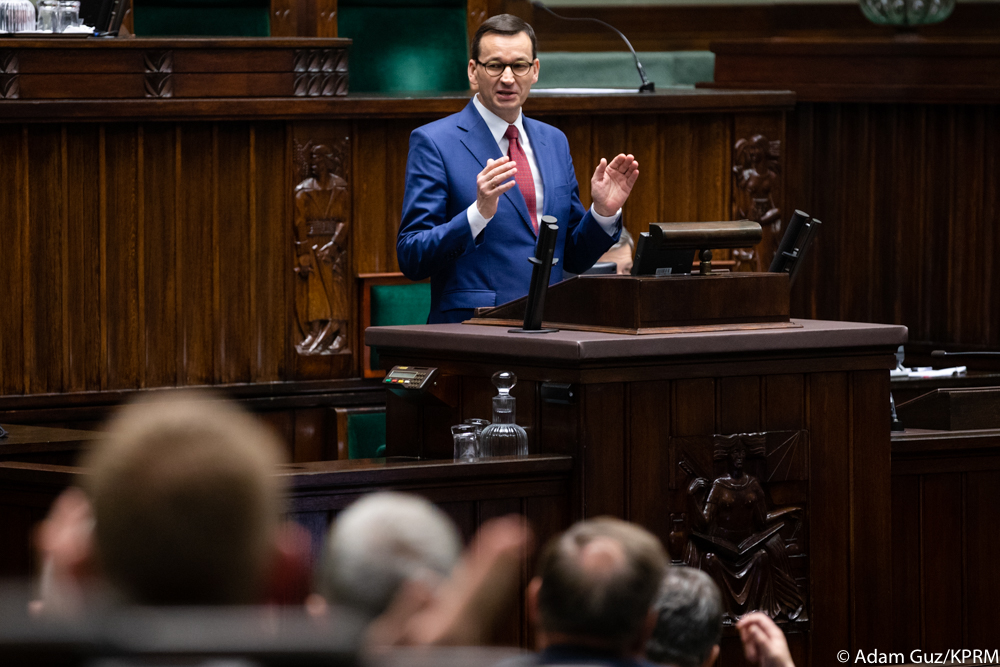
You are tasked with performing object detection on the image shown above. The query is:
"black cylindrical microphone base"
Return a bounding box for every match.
[512,216,560,335]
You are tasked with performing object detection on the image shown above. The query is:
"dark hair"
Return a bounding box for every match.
[470,14,537,61]
[535,517,668,652]
[646,567,723,667]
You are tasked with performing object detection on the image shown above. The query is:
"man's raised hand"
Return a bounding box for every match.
[476,156,518,220]
[591,153,639,218]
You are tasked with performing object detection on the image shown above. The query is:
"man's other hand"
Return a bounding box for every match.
[736,612,796,667]
[476,156,518,220]
[591,153,639,218]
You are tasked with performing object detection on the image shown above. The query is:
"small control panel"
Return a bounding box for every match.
[383,365,436,391]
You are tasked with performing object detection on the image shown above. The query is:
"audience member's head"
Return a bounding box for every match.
[83,391,286,606]
[317,492,462,619]
[647,566,723,667]
[530,517,668,655]
[597,228,634,274]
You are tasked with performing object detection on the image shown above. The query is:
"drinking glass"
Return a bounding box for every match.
[451,424,478,462]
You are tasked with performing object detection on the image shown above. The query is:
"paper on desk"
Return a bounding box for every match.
[531,88,640,95]
[907,366,967,378]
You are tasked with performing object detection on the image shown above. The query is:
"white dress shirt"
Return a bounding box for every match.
[467,93,620,238]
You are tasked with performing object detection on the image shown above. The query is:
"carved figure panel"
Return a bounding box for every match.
[293,138,351,356]
[732,135,781,272]
[670,431,809,626]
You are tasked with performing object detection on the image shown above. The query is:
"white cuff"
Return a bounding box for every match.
[591,205,622,235]
[468,202,492,239]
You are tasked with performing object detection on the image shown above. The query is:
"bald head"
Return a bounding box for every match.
[534,518,668,652]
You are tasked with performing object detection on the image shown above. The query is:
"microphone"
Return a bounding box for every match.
[532,1,655,93]
[931,350,1000,357]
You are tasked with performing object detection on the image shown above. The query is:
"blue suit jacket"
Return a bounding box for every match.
[397,100,619,324]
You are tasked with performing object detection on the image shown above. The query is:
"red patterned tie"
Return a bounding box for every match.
[505,124,538,234]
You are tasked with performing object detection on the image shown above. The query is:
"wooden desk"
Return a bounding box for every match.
[368,318,908,663]
[0,452,571,647]
[0,424,102,462]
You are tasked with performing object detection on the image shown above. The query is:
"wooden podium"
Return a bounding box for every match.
[367,277,907,664]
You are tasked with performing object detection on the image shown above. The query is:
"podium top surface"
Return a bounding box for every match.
[366,318,908,362]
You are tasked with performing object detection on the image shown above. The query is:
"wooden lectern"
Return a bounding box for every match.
[367,273,907,664]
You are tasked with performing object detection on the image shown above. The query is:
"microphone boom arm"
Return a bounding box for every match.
[532,1,655,92]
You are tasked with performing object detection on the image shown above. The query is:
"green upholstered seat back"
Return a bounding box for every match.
[347,411,387,459]
[369,282,431,371]
[133,0,270,36]
[337,0,469,92]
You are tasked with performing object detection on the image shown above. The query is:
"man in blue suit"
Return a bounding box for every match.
[397,14,640,324]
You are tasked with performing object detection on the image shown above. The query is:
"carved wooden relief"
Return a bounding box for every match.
[293,137,351,356]
[731,135,781,272]
[671,431,809,625]
[0,51,19,100]
[143,51,173,98]
[293,49,349,96]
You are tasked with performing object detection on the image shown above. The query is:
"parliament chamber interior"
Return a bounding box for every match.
[1,0,1000,664]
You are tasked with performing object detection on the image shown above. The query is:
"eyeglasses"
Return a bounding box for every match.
[475,60,534,77]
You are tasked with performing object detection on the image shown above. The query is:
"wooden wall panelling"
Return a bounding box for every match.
[919,473,965,650]
[805,372,851,660]
[581,383,626,519]
[178,123,218,386]
[65,125,103,393]
[269,0,297,37]
[891,432,1000,653]
[0,126,25,395]
[351,118,419,279]
[964,469,1000,647]
[784,101,1000,352]
[253,122,291,382]
[849,370,892,652]
[315,0,337,37]
[890,472,921,651]
[140,124,178,389]
[623,114,659,235]
[26,125,65,394]
[217,123,254,385]
[104,124,142,390]
[627,380,671,550]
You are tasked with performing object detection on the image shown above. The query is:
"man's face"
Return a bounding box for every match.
[598,243,634,275]
[468,32,539,124]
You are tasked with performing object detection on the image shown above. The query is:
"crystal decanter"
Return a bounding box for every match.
[479,371,528,457]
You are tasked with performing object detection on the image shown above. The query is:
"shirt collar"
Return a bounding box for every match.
[473,93,528,146]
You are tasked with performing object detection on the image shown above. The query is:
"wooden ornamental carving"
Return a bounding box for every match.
[293,138,351,356]
[0,50,19,99]
[673,431,809,625]
[731,135,781,272]
[143,51,173,98]
[293,49,349,97]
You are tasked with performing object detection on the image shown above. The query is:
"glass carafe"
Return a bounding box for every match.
[480,371,528,457]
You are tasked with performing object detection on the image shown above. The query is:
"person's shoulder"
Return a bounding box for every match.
[414,102,477,138]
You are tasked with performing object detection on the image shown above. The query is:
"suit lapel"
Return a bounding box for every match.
[458,101,535,234]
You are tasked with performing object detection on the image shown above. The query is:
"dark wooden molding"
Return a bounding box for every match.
[530,2,1000,53]
[708,37,1000,104]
